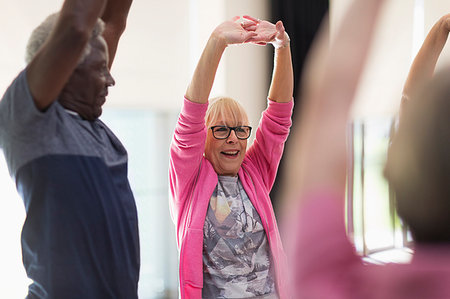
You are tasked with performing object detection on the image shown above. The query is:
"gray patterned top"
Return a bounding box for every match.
[202,175,277,299]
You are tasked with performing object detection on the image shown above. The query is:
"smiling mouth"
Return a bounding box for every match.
[221,150,239,157]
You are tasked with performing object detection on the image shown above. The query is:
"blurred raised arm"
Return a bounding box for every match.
[284,0,385,202]
[401,14,450,115]
[26,0,107,111]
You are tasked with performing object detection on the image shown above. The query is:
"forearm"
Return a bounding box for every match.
[403,14,450,97]
[60,0,106,26]
[268,40,294,103]
[185,34,227,104]
[27,0,107,110]
[247,100,293,188]
[101,0,133,68]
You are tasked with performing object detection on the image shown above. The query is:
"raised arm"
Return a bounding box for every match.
[244,16,293,103]
[268,22,294,103]
[283,0,385,203]
[401,14,450,113]
[101,0,133,69]
[185,17,257,104]
[26,0,107,111]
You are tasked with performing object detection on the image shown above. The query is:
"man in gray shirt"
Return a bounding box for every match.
[0,0,140,298]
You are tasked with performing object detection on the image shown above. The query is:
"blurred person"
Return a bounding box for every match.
[169,16,294,298]
[389,13,450,245]
[385,13,450,249]
[0,0,140,298]
[282,0,450,298]
[400,13,450,119]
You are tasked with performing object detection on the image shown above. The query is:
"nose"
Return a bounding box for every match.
[226,130,238,143]
[106,70,115,87]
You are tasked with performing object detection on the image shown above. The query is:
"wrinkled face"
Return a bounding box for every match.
[205,113,249,176]
[60,36,115,120]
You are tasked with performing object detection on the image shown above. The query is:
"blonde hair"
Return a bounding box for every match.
[205,97,249,128]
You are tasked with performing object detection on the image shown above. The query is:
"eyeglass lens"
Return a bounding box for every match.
[212,126,251,139]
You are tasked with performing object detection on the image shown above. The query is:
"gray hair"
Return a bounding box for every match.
[25,12,105,64]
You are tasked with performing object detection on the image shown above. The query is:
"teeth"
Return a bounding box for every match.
[222,151,238,155]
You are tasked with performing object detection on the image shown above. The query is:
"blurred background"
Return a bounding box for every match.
[1,0,450,298]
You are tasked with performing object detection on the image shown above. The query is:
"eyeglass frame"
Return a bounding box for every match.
[209,125,252,140]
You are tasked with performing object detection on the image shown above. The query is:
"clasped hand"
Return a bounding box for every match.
[213,15,289,48]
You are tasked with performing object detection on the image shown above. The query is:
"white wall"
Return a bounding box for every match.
[331,0,450,119]
[331,0,414,118]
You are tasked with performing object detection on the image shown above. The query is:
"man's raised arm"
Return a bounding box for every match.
[26,0,107,110]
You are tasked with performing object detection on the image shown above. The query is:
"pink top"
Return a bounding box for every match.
[291,193,450,299]
[169,97,293,298]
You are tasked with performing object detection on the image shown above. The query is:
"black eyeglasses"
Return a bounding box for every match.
[210,125,252,140]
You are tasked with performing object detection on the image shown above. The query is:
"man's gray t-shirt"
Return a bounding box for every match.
[0,70,140,298]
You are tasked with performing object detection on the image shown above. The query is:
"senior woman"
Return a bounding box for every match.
[169,16,293,299]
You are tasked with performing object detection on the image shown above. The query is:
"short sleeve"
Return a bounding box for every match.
[0,69,59,145]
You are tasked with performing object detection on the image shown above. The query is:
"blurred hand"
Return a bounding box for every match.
[444,14,450,31]
[212,16,257,46]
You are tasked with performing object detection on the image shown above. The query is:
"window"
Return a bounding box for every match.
[347,118,413,264]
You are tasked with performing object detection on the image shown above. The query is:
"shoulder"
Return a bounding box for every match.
[1,69,30,102]
[0,68,66,134]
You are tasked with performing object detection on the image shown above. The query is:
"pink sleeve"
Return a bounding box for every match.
[169,97,208,219]
[246,99,293,190]
[288,193,363,298]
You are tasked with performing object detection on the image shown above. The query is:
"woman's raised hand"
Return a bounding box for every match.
[212,16,258,46]
[243,16,289,49]
[443,14,450,32]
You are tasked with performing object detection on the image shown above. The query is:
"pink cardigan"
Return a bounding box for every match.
[291,193,450,298]
[169,97,293,299]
